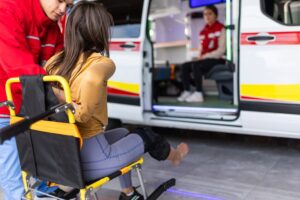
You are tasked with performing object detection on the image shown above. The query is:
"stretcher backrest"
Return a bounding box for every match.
[14,75,85,188]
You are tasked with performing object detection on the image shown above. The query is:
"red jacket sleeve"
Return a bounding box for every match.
[55,31,64,53]
[0,8,46,78]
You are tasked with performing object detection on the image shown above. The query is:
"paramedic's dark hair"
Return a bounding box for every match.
[47,1,113,81]
[205,5,218,17]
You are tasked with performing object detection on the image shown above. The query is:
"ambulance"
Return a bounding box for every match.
[99,0,300,138]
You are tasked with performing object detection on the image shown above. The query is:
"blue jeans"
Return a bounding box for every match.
[81,128,144,189]
[0,118,24,200]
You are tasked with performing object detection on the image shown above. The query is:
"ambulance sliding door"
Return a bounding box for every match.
[101,0,149,122]
[240,0,300,133]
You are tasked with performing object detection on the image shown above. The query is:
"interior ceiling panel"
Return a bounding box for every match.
[98,0,143,24]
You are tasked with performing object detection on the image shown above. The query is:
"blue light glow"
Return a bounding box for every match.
[189,0,226,8]
[167,188,225,200]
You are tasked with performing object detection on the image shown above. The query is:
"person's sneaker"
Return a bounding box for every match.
[35,188,78,200]
[34,181,59,199]
[119,188,144,200]
[34,182,78,200]
[177,91,192,102]
[185,91,204,102]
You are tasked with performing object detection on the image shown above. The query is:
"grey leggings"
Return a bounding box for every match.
[80,128,144,188]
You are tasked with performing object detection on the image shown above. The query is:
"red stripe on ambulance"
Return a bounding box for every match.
[240,96,272,101]
[109,42,141,51]
[108,87,139,97]
[241,96,285,103]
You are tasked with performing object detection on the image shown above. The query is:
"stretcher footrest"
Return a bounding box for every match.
[146,178,176,200]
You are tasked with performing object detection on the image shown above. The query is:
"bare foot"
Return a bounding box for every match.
[170,143,189,166]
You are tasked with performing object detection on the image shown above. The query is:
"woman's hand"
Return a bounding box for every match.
[72,101,78,110]
[52,87,66,103]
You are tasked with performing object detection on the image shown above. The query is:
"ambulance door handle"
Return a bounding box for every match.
[120,44,136,49]
[247,35,275,42]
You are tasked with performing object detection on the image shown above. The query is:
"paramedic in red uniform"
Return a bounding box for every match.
[0,0,73,199]
[177,5,226,102]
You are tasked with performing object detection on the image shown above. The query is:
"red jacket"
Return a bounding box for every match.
[199,21,224,56]
[0,0,64,116]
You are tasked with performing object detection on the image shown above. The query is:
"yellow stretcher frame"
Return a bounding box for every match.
[5,76,146,200]
[21,158,144,200]
[6,75,75,123]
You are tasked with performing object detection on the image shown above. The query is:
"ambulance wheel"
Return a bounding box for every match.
[106,118,122,130]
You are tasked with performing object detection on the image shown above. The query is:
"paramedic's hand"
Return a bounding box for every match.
[198,55,205,60]
[52,87,66,103]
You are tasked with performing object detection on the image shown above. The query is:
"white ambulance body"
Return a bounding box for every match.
[99,0,300,138]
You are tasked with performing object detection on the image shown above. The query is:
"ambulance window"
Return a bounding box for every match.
[289,1,300,24]
[261,0,300,25]
[99,0,143,38]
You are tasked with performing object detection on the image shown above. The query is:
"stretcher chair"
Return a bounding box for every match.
[0,75,175,200]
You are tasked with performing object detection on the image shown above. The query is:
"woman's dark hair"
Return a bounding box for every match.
[205,5,218,17]
[47,1,113,81]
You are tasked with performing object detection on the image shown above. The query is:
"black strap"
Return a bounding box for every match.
[21,75,46,176]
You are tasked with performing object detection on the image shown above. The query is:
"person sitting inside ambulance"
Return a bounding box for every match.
[177,5,226,102]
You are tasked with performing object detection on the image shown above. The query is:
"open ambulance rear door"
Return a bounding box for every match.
[100,0,150,123]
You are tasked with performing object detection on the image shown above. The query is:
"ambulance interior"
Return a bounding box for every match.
[149,0,237,119]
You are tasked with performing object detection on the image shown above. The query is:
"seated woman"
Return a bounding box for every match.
[45,1,189,200]
[177,5,226,102]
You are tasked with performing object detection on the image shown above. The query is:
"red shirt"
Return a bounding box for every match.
[0,0,64,116]
[199,21,224,56]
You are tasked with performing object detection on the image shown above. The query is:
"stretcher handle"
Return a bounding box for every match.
[0,101,15,110]
[0,103,74,144]
[5,76,75,123]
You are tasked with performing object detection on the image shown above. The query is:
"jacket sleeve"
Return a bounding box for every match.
[55,16,65,52]
[198,36,203,58]
[202,28,226,59]
[54,32,64,54]
[74,59,116,123]
[0,8,46,79]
